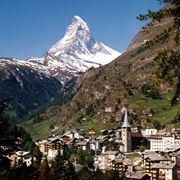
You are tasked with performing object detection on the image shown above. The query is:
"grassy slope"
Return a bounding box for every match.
[127,92,180,123]
[23,120,51,140]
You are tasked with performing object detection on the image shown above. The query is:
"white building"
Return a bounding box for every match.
[141,128,158,137]
[62,130,82,140]
[151,163,176,180]
[89,140,100,151]
[150,135,180,151]
[35,140,48,154]
[16,151,33,167]
[76,141,90,151]
[47,149,58,161]
[97,150,120,171]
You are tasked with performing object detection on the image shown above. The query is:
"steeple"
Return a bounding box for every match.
[121,110,132,152]
[122,110,131,128]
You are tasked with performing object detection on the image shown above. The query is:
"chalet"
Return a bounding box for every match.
[141,129,157,137]
[47,149,58,161]
[151,163,177,180]
[99,129,108,135]
[62,135,71,143]
[78,129,86,137]
[15,151,33,167]
[97,150,122,171]
[36,138,64,155]
[76,141,90,151]
[111,157,124,172]
[114,129,121,139]
[141,151,178,180]
[142,151,172,173]
[169,151,180,169]
[126,172,150,180]
[88,128,96,138]
[96,135,109,144]
[9,153,19,167]
[123,158,134,173]
[62,131,74,139]
[35,140,48,154]
[89,140,101,152]
[15,137,22,146]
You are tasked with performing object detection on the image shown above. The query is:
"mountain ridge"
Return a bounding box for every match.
[22,17,180,140]
[0,15,120,120]
[44,15,120,74]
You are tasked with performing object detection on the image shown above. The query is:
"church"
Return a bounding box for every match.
[120,110,145,153]
[120,110,132,152]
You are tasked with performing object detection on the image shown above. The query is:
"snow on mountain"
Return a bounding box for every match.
[0,57,63,120]
[0,16,120,119]
[44,15,120,73]
[1,16,120,84]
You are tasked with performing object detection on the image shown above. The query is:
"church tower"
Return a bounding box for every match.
[121,110,131,152]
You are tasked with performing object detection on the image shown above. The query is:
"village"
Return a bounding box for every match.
[32,110,180,180]
[2,110,180,179]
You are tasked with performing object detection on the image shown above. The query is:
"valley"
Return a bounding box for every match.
[0,0,180,179]
[22,15,180,141]
[0,15,119,121]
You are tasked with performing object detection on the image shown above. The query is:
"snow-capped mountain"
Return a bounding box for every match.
[0,15,120,120]
[22,15,120,83]
[0,57,63,120]
[0,15,121,85]
[43,15,120,73]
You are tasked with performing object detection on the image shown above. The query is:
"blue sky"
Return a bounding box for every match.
[0,0,162,59]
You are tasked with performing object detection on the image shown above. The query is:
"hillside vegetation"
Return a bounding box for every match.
[23,15,180,140]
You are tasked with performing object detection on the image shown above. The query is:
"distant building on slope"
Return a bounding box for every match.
[149,134,180,151]
[142,151,177,180]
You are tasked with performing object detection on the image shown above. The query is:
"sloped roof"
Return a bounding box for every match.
[151,162,175,169]
[126,172,150,179]
[122,111,131,128]
[144,152,170,161]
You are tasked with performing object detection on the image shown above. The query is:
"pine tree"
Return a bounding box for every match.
[53,149,78,180]
[54,151,65,180]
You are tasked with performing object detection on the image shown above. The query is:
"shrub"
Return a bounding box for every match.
[141,84,161,99]
[171,112,180,123]
[139,145,146,152]
[85,104,94,116]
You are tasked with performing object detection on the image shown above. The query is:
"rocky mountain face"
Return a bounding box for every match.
[26,15,120,83]
[23,17,180,140]
[0,58,63,121]
[45,15,120,74]
[0,16,120,120]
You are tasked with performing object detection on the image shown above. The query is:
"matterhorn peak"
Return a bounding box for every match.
[45,15,120,73]
[69,15,90,33]
[63,15,92,45]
